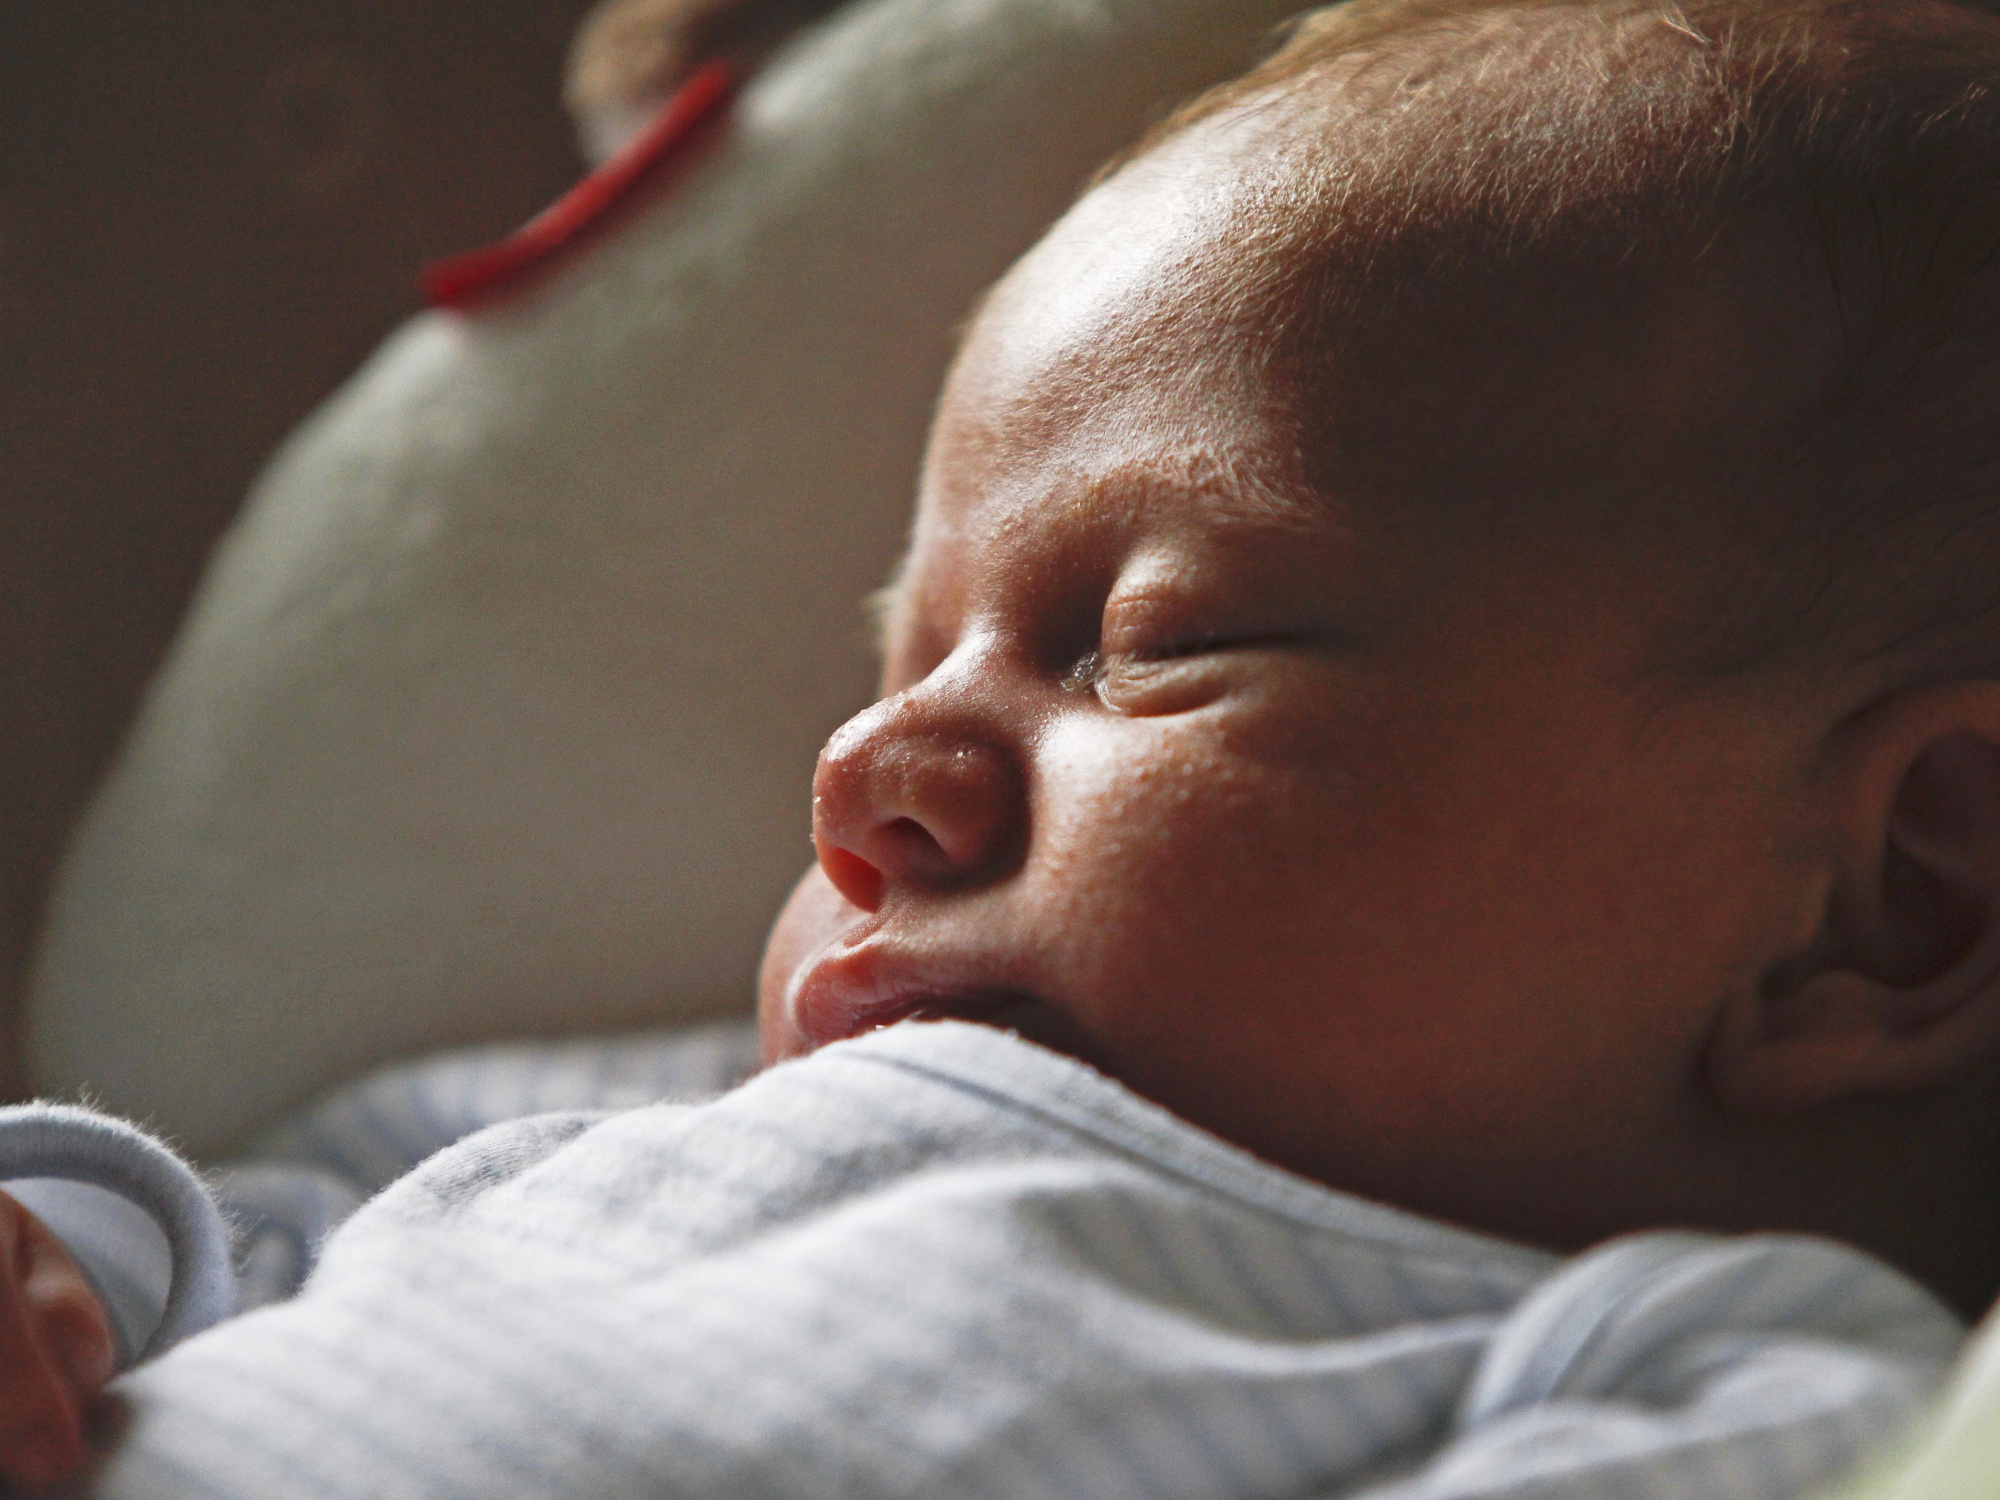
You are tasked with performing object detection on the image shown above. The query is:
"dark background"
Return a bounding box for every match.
[0,2,606,1087]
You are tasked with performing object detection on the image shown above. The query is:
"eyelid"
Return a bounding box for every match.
[1098,585,1274,666]
[1087,640,1241,717]
[1099,590,1205,655]
[1077,603,1273,716]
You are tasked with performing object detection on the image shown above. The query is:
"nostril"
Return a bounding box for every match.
[882,816,945,861]
[819,845,885,912]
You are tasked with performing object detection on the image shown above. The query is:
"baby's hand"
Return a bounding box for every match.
[0,1189,115,1491]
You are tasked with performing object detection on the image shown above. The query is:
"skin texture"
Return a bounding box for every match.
[0,1193,115,1491]
[760,92,2000,1311]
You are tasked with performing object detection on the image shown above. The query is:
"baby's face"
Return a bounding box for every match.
[759,105,1828,1251]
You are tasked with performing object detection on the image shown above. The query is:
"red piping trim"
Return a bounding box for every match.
[422,58,740,311]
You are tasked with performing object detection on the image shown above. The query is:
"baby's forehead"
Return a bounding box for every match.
[967,183,1794,549]
[902,445,1343,599]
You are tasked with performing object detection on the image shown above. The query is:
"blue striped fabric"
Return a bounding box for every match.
[218,1019,760,1308]
[246,1018,764,1194]
[30,1020,1960,1500]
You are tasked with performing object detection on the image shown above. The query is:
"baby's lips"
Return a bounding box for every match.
[784,941,1018,1053]
[782,937,1117,1075]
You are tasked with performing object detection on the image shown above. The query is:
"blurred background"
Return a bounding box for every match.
[0,2,607,1086]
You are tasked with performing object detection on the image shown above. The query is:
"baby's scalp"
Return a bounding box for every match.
[1102,0,2000,688]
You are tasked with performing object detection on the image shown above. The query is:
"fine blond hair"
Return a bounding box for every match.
[1123,0,2000,679]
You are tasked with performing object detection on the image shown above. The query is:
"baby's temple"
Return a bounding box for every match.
[7,0,2000,1495]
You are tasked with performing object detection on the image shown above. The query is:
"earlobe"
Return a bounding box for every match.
[1710,935,2000,1115]
[1710,707,2000,1118]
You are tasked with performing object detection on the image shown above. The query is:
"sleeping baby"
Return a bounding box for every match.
[7,0,2000,1493]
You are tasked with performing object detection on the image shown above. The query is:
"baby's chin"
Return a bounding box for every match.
[917,995,1115,1075]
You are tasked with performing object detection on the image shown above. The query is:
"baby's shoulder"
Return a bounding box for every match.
[246,1017,763,1195]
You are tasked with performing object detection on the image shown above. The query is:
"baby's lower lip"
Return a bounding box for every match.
[802,988,1025,1051]
[785,946,1016,1051]
[785,946,1109,1070]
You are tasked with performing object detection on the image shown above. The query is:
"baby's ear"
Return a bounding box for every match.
[1710,685,2000,1116]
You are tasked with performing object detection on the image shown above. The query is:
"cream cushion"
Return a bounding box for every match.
[27,0,1305,1155]
[1835,1301,2000,1499]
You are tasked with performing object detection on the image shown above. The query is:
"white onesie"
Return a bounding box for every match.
[0,1021,1964,1500]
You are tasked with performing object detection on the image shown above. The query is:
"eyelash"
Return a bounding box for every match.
[1061,649,1105,694]
[1061,633,1223,694]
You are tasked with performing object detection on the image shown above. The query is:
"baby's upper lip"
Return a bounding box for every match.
[785,935,1050,1053]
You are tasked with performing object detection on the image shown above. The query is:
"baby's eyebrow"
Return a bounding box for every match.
[860,452,1334,660]
[1102,449,1333,531]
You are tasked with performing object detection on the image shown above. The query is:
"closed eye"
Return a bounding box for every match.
[1068,632,1314,718]
[1126,631,1294,663]
[1149,630,1234,659]
[1061,633,1235,693]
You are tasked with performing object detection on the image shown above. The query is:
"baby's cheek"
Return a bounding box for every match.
[1028,722,1345,995]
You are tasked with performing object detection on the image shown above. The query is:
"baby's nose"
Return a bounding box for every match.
[810,692,1025,911]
